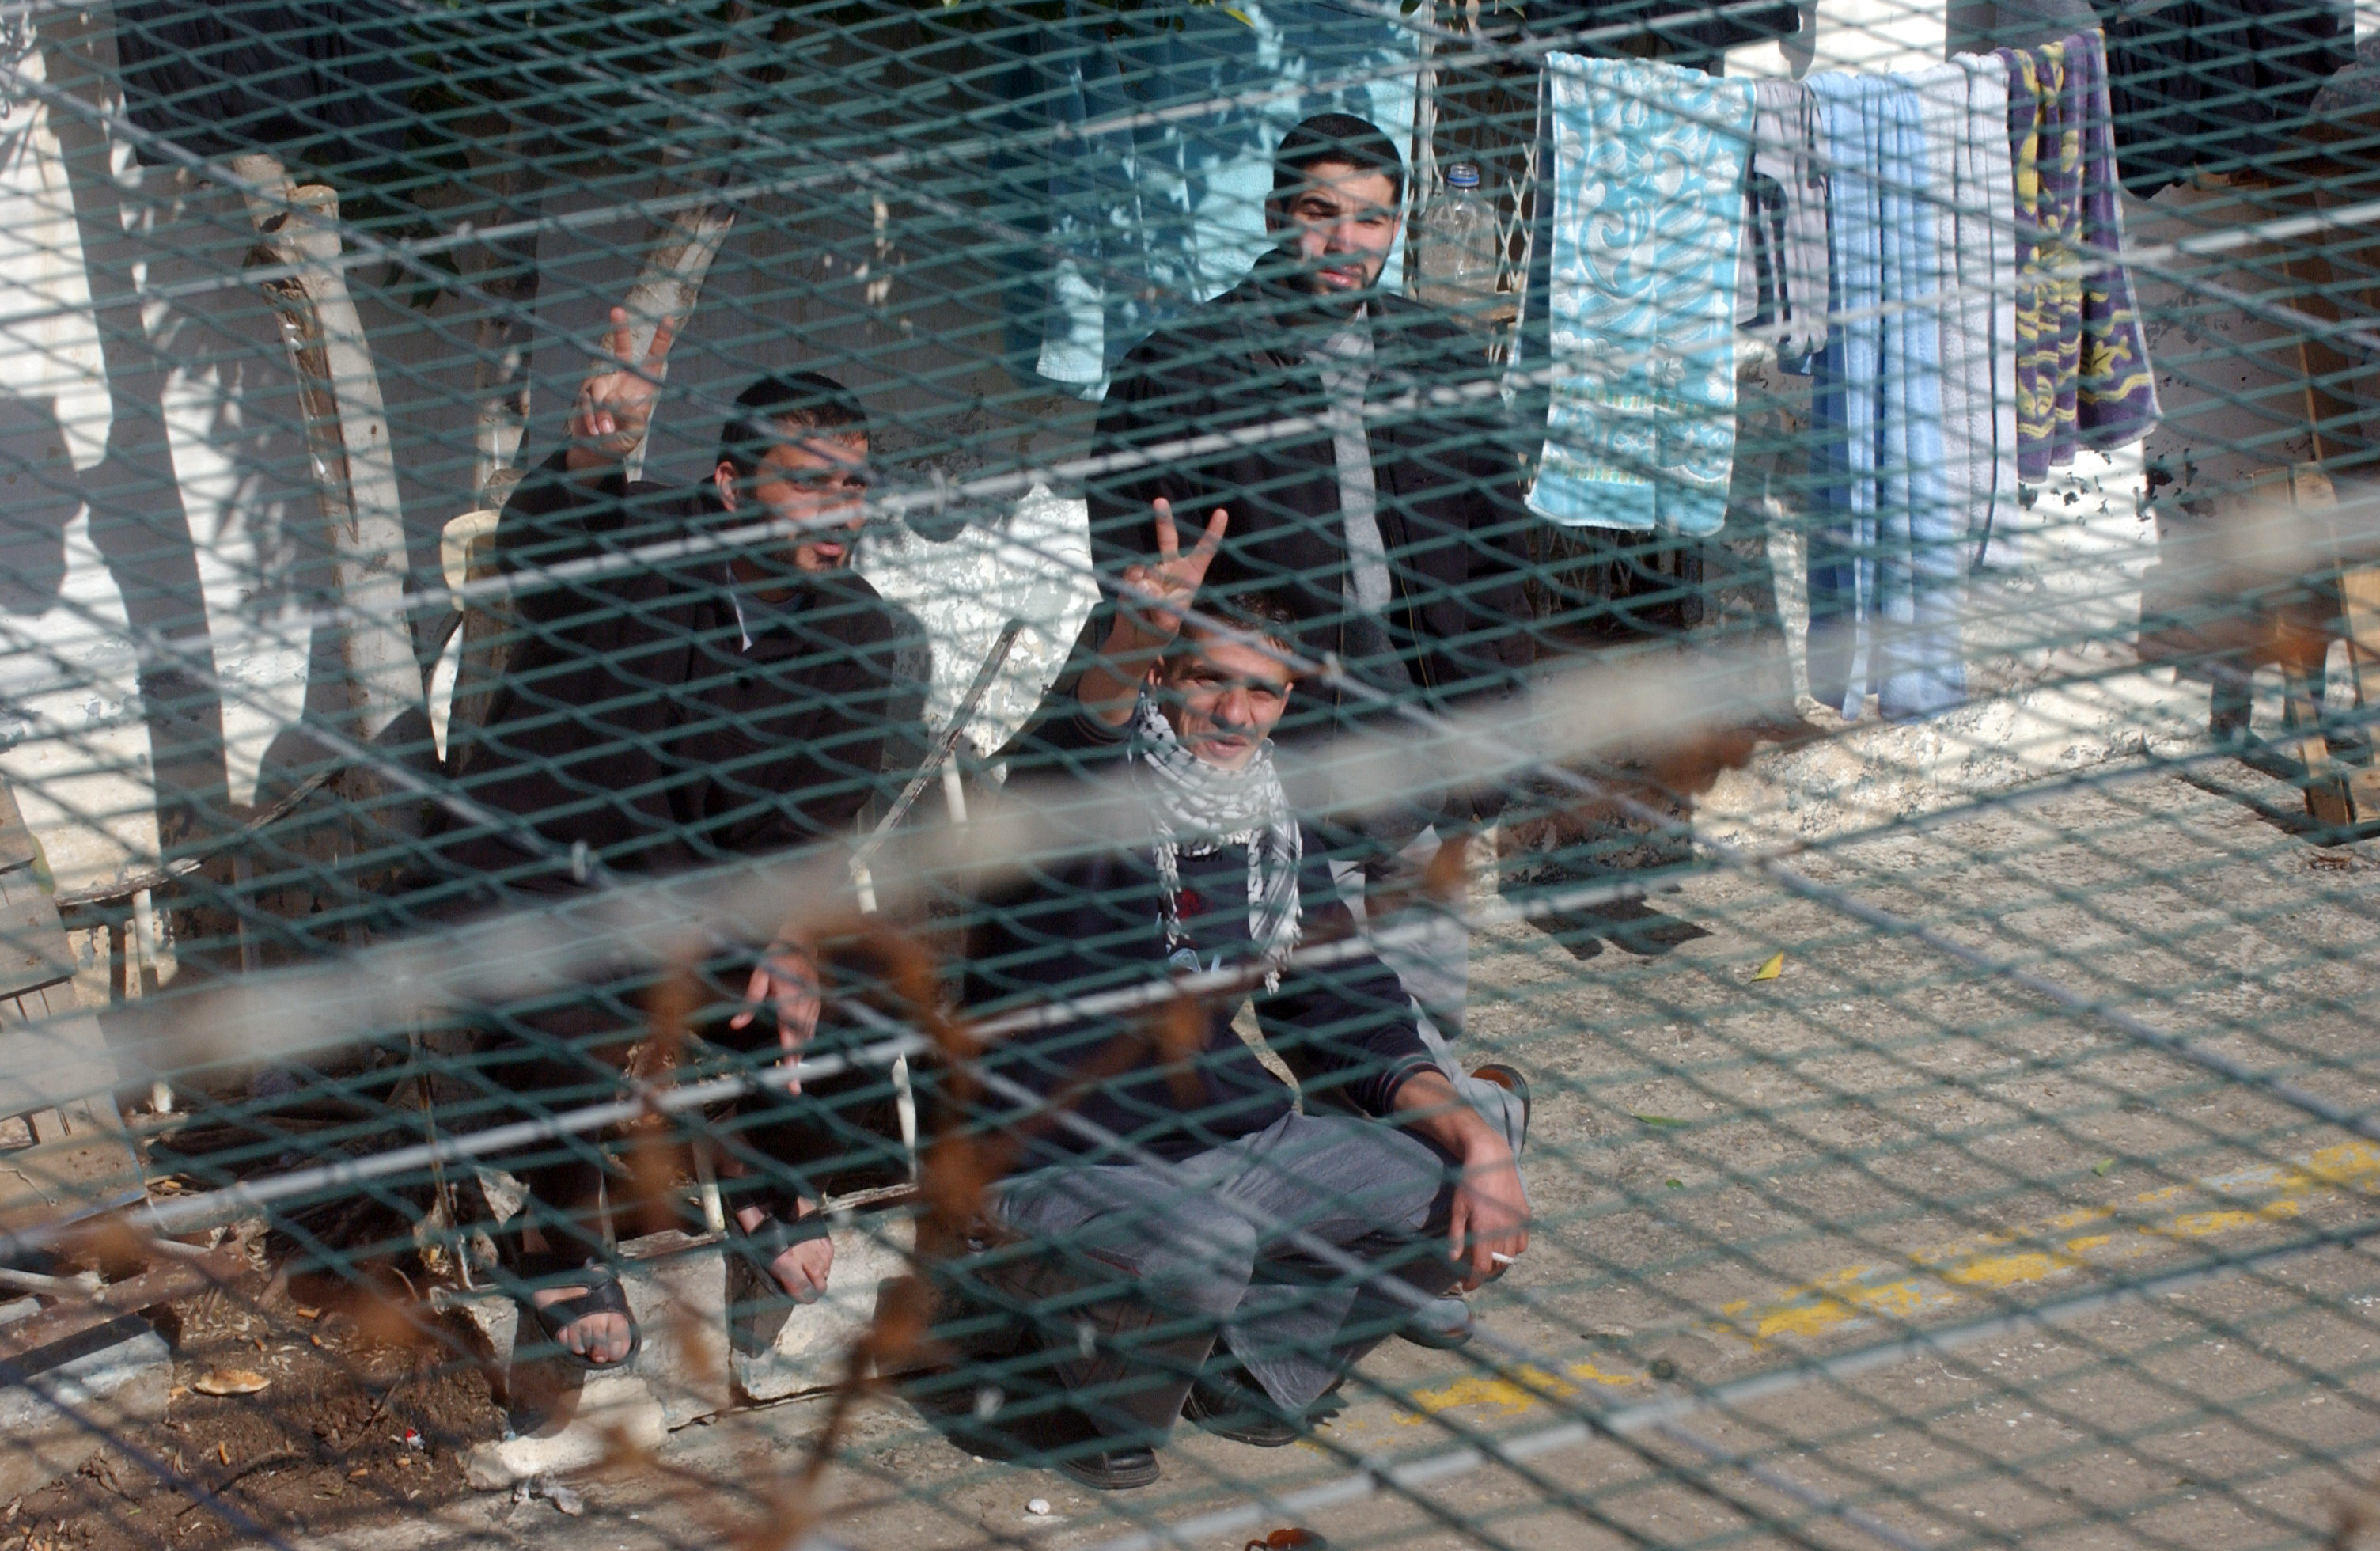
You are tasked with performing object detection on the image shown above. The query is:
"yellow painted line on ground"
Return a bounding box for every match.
[1384,1142,2380,1428]
[1715,1140,2380,1347]
[1397,1360,1645,1424]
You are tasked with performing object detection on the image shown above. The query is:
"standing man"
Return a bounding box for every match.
[1084,113,1537,1056]
[425,309,917,1371]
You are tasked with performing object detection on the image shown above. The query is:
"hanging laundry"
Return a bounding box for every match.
[1803,72,1965,722]
[110,0,422,174]
[2102,0,2353,197]
[1736,78,1832,369]
[1905,57,2021,567]
[988,2,1419,400]
[2068,32,2162,461]
[2000,32,2160,480]
[1948,0,2101,52]
[1530,53,1754,537]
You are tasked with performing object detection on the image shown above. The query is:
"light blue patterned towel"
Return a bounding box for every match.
[1528,53,1754,536]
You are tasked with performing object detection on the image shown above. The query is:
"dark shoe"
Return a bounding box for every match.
[1183,1370,1340,1447]
[1399,1295,1475,1350]
[1184,1377,1299,1447]
[1470,1063,1531,1140]
[1056,1442,1161,1490]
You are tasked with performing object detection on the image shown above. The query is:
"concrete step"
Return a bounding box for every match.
[0,1299,172,1500]
[438,1218,916,1490]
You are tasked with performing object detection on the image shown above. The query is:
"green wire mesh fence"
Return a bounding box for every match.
[2,1,2379,1549]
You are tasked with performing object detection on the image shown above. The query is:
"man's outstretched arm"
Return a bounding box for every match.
[1391,1069,1529,1291]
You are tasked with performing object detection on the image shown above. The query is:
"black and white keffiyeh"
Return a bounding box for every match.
[1129,695,1302,988]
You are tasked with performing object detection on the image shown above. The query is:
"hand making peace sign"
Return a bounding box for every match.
[1116,497,1229,654]
[564,305,680,472]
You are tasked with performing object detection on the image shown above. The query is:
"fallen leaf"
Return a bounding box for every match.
[191,1368,269,1397]
[1750,952,1784,982]
[2093,1158,2117,1176]
[1665,1178,1685,1189]
[1633,1113,1688,1128]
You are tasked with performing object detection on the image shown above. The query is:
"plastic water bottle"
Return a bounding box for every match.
[1413,161,1501,324]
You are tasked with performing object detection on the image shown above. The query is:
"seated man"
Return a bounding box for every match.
[955,500,1529,1490]
[423,309,915,1371]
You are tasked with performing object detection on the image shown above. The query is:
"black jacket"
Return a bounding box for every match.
[1086,267,1537,717]
[965,707,1438,1171]
[427,453,912,896]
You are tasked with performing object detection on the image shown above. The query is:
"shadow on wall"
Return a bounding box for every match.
[0,393,82,616]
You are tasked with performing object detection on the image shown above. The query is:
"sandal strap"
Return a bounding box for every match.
[517,1258,632,1331]
[532,1272,631,1325]
[742,1211,832,1260]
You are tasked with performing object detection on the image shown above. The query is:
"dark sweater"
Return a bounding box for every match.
[966,707,1439,1170]
[430,453,912,895]
[1087,266,1537,714]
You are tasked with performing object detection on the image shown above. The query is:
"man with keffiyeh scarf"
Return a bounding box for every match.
[948,499,1531,1492]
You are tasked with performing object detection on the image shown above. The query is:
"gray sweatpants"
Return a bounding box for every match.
[989,1098,1527,1420]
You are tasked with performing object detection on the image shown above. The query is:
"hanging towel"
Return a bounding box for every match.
[2001,40,2075,478]
[2066,30,2162,460]
[1961,52,2023,568]
[2000,34,2160,477]
[1804,72,1965,722]
[1904,58,2021,568]
[1531,52,1754,536]
[1736,78,1832,369]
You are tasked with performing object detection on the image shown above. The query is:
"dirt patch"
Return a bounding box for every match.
[6,1267,504,1551]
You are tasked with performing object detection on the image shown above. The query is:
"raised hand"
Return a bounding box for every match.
[729,938,821,1092]
[565,305,679,472]
[1116,497,1228,653]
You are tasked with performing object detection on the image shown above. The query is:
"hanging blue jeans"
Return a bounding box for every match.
[1805,72,1965,721]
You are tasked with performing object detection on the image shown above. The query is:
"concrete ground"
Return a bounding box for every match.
[275,703,2380,1551]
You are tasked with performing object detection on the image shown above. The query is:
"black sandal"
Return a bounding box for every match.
[733,1208,834,1303]
[514,1253,642,1373]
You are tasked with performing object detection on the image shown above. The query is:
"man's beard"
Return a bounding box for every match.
[1283,252,1378,314]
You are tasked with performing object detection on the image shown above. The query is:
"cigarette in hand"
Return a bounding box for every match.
[1490,1252,1516,1267]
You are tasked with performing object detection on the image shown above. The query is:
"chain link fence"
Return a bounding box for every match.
[0,1,2377,1548]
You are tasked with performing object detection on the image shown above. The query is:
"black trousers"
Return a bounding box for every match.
[460,956,905,1264]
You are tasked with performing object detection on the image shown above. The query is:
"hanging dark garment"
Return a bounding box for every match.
[2101,0,2353,196]
[109,0,421,173]
[1946,0,2101,53]
[1519,0,1799,71]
